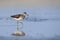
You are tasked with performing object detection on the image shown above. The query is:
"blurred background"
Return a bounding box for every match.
[0,0,60,40]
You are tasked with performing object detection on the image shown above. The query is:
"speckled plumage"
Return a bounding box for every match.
[11,12,27,20]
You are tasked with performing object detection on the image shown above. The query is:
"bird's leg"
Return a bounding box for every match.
[20,21,23,30]
[16,20,19,31]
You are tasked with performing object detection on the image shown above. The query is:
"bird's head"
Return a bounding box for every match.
[23,12,29,16]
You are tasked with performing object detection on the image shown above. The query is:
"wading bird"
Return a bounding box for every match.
[11,12,28,36]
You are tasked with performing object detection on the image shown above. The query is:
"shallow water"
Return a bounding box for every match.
[0,19,60,40]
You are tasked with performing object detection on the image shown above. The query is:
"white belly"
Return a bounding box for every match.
[13,17,23,21]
